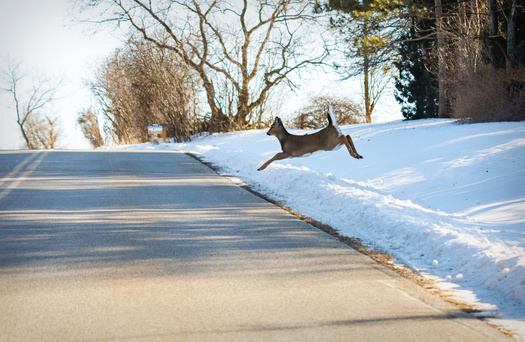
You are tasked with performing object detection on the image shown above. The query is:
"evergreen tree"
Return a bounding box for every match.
[394,13,438,120]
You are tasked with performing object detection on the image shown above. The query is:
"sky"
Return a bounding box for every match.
[0,0,401,150]
[0,0,121,149]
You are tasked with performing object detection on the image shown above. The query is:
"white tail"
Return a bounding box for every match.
[328,106,341,134]
[258,107,363,171]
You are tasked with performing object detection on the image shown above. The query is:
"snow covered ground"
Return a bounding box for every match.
[109,118,525,338]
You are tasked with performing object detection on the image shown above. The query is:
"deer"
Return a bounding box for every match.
[258,106,363,171]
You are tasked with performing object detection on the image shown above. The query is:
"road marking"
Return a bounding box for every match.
[0,152,40,188]
[0,150,49,201]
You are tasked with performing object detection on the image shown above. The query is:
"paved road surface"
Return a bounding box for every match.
[0,150,507,341]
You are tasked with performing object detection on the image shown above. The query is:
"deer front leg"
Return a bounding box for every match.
[258,152,290,171]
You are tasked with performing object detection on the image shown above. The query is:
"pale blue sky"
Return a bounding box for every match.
[0,0,120,149]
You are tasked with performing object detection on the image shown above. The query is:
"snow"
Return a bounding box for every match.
[108,118,525,338]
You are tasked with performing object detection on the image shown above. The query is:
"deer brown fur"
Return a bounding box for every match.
[258,108,363,171]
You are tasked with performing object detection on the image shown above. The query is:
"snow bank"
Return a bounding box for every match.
[112,119,525,335]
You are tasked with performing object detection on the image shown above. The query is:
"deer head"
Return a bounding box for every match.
[266,117,284,136]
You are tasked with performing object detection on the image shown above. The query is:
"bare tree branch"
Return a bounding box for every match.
[1,59,61,149]
[75,0,327,129]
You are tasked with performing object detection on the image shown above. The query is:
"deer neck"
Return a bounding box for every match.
[274,125,290,149]
[276,125,291,139]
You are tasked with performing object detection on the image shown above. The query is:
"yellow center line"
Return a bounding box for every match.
[0,150,50,201]
[0,152,40,188]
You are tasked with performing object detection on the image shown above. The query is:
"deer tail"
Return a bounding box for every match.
[327,106,342,134]
[327,106,334,126]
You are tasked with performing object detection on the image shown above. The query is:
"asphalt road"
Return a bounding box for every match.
[0,150,508,341]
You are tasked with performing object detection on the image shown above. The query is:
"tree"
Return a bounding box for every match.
[1,60,62,149]
[292,93,364,129]
[434,0,447,118]
[24,115,61,149]
[394,2,439,120]
[485,0,524,69]
[506,0,523,69]
[88,37,202,144]
[442,0,525,122]
[317,0,403,123]
[77,0,328,131]
[77,108,104,148]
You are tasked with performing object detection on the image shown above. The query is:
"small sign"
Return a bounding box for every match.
[147,124,166,143]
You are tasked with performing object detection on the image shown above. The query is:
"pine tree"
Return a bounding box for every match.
[394,11,439,120]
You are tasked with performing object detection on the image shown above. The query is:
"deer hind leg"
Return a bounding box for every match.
[338,135,363,160]
[346,135,363,159]
[258,152,290,171]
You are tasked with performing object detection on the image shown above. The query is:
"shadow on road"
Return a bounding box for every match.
[0,151,361,279]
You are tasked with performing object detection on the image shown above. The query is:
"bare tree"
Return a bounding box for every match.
[1,59,62,149]
[77,0,328,131]
[87,36,202,144]
[26,115,60,149]
[78,108,104,148]
[438,0,525,123]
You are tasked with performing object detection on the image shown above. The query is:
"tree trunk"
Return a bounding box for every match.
[17,122,33,149]
[199,70,228,132]
[236,90,249,128]
[507,0,518,69]
[364,55,371,124]
[435,0,448,118]
[363,18,372,123]
[14,102,34,149]
[488,0,499,67]
[46,116,58,149]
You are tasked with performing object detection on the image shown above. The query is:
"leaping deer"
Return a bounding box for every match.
[258,107,363,171]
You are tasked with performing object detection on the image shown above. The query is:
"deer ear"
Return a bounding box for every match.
[275,117,281,123]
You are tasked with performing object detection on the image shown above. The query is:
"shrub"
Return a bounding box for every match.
[292,94,365,129]
[452,65,525,123]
